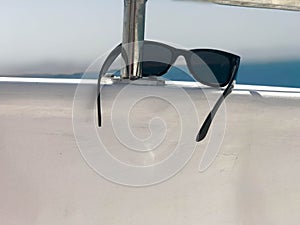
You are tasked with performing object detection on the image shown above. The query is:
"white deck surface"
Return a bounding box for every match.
[1,81,300,225]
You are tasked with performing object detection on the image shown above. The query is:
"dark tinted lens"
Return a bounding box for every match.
[142,43,173,76]
[190,50,232,86]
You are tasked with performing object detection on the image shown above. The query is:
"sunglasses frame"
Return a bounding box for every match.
[140,40,239,88]
[97,40,240,142]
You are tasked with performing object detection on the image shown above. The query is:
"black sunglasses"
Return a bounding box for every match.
[97,40,240,142]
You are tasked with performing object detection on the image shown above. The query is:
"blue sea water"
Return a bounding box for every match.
[8,60,300,88]
[162,61,300,88]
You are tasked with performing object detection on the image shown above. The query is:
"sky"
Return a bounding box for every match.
[1,0,300,74]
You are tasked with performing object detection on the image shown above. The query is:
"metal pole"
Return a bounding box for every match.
[122,0,147,79]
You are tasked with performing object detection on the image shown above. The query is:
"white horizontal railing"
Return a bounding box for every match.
[1,76,300,98]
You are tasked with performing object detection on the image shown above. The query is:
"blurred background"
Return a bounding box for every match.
[1,0,300,86]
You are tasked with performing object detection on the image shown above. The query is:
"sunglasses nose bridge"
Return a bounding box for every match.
[177,49,190,57]
[173,49,191,66]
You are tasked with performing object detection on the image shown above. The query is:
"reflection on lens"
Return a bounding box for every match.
[142,43,173,76]
[190,50,231,86]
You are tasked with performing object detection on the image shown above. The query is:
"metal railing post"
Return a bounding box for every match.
[121,0,147,79]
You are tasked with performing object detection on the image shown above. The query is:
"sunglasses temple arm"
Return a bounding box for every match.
[97,43,123,127]
[196,82,234,142]
[196,59,239,142]
[97,94,102,126]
